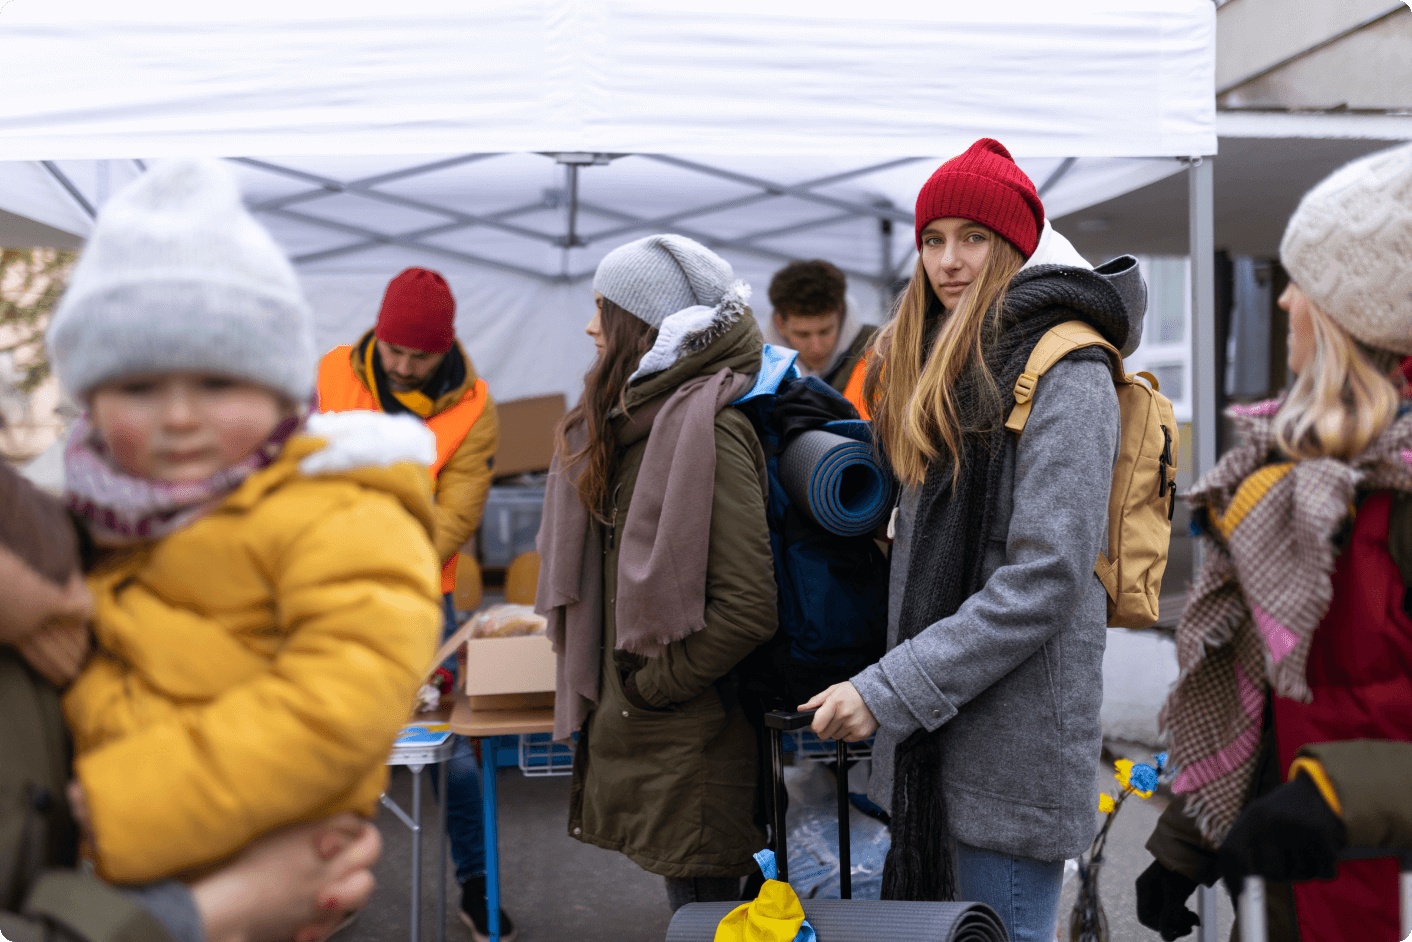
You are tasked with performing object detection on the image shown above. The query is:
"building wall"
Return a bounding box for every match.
[1218,0,1412,110]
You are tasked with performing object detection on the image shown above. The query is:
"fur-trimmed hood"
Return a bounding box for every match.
[628,281,752,383]
[618,294,764,431]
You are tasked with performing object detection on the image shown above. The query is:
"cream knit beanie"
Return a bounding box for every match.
[1279,141,1412,355]
[48,159,315,401]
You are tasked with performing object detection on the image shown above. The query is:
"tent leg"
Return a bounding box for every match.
[1188,156,1218,481]
[878,217,894,315]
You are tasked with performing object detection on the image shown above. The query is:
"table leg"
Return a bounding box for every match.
[437,756,448,942]
[481,738,501,942]
[411,764,423,942]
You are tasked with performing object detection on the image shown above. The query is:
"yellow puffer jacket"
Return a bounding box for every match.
[63,412,442,884]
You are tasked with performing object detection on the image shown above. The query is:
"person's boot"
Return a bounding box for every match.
[459,875,517,942]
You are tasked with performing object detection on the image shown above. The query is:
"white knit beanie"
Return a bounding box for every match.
[592,234,735,328]
[1279,141,1412,355]
[48,158,315,402]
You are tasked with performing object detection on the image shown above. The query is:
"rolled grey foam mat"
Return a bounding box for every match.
[778,429,894,537]
[665,899,1008,942]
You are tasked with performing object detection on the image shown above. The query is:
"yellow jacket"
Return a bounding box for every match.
[339,332,499,565]
[63,413,442,884]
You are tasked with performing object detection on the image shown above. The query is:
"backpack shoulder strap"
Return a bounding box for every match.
[1005,321,1125,434]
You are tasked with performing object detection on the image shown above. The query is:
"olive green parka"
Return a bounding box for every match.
[567,309,778,880]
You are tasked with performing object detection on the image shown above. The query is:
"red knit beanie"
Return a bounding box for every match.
[914,139,1044,259]
[374,267,456,354]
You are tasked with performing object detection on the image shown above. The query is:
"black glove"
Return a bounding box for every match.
[1136,860,1201,940]
[1218,773,1346,899]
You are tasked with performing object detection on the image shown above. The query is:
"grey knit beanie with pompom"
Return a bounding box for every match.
[48,158,315,401]
[592,234,735,328]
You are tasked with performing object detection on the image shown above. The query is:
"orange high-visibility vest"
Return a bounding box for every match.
[316,345,488,593]
[841,355,871,420]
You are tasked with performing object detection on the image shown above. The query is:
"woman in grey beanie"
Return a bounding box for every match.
[536,235,778,909]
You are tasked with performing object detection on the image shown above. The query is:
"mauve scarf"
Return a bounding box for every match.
[536,368,754,742]
[65,413,300,545]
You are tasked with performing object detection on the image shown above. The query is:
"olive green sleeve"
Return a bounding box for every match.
[633,412,778,707]
[1298,740,1412,850]
[17,872,176,942]
[1145,793,1220,886]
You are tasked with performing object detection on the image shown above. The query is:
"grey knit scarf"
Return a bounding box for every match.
[882,266,1128,902]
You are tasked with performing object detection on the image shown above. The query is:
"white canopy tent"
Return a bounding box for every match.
[0,0,1220,471]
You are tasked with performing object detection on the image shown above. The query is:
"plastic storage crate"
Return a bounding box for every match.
[478,485,545,568]
[518,732,575,776]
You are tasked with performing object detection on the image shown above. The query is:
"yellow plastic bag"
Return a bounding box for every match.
[714,850,816,942]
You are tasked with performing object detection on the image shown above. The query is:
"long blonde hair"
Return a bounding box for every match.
[1274,296,1402,461]
[863,237,1025,487]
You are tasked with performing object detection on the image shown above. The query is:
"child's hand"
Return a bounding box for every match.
[801,682,880,742]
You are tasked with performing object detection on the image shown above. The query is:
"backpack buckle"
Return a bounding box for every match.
[1013,372,1039,404]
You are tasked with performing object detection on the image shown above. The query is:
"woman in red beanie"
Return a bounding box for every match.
[803,139,1147,941]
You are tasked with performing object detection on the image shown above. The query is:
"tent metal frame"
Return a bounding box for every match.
[37,150,1220,486]
[224,152,925,289]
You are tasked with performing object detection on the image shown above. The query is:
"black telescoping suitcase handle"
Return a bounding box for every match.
[764,709,853,899]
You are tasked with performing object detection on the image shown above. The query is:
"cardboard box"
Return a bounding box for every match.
[492,394,566,479]
[462,634,557,697]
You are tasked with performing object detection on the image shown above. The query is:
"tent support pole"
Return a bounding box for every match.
[564,162,582,248]
[41,161,96,219]
[574,199,885,287]
[879,217,894,315]
[1188,156,1218,481]
[1038,157,1077,198]
[271,207,559,283]
[641,154,914,224]
[581,157,921,246]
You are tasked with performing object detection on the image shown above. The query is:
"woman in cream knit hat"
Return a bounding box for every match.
[1139,142,1412,942]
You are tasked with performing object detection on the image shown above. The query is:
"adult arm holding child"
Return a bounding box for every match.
[1,460,384,942]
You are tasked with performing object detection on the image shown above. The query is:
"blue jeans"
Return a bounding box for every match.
[955,840,1064,942]
[433,593,486,884]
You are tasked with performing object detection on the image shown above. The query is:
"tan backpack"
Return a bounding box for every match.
[1005,321,1180,630]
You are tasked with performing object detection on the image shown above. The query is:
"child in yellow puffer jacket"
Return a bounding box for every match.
[46,159,442,885]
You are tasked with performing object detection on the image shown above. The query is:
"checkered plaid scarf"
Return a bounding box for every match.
[1161,398,1412,842]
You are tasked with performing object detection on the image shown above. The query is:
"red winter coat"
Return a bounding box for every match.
[1272,489,1412,942]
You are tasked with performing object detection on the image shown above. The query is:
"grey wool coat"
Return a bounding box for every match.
[851,356,1121,863]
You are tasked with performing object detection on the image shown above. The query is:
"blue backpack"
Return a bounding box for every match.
[731,345,892,709]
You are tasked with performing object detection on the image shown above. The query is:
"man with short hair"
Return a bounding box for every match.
[764,259,878,417]
[317,267,516,941]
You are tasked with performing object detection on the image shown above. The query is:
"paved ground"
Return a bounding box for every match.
[344,748,1233,942]
[344,763,673,942]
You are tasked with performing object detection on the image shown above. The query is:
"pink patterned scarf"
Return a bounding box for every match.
[1162,398,1412,842]
[65,413,301,545]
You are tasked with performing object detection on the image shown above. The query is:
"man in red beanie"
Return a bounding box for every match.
[316,267,516,940]
[318,268,498,590]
